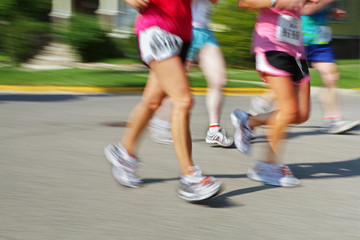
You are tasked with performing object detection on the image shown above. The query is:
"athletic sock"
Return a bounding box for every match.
[324,115,342,123]
[208,124,220,134]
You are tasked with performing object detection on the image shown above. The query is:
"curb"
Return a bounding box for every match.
[0,85,359,96]
[0,85,268,96]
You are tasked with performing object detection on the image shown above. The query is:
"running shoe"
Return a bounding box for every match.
[248,96,273,115]
[178,166,221,202]
[205,127,233,147]
[247,161,300,187]
[148,119,173,145]
[230,109,253,154]
[323,119,359,134]
[104,143,142,188]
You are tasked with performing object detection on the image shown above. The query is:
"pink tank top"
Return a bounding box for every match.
[135,0,192,42]
[253,8,305,59]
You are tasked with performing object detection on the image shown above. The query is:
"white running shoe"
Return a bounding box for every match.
[230,110,253,154]
[104,143,142,188]
[324,119,359,134]
[247,161,300,187]
[148,119,173,145]
[178,166,222,202]
[205,127,233,147]
[248,96,273,116]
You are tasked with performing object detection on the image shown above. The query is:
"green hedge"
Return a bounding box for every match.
[65,14,123,62]
[0,0,52,64]
[3,18,50,63]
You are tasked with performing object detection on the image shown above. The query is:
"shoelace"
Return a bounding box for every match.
[113,145,140,169]
[281,166,292,176]
[216,128,228,143]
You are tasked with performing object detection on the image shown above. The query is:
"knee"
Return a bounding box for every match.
[142,96,162,112]
[172,94,193,112]
[287,109,310,125]
[208,77,226,91]
[322,71,339,88]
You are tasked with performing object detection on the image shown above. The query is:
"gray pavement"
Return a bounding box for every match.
[0,92,359,240]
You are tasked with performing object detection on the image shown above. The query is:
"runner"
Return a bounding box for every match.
[249,0,359,134]
[301,0,359,133]
[231,0,318,187]
[104,0,221,202]
[148,0,233,148]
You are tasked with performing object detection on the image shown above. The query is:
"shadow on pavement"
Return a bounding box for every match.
[0,93,140,103]
[129,157,360,208]
[0,94,82,102]
[192,157,360,208]
[251,125,359,144]
[290,157,360,179]
[196,185,275,208]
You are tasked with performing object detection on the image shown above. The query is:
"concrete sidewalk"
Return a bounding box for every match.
[0,93,359,240]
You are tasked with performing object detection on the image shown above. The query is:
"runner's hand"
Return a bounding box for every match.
[124,0,150,10]
[331,9,346,18]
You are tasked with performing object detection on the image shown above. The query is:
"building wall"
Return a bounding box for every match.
[329,0,360,58]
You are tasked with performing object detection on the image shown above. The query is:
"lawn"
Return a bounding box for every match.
[0,59,359,89]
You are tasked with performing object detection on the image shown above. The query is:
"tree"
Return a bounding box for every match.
[211,0,257,69]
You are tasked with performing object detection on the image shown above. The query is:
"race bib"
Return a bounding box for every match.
[139,27,183,62]
[276,14,302,46]
[315,26,332,43]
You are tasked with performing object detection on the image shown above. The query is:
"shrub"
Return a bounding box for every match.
[66,14,123,62]
[111,34,140,59]
[0,17,51,64]
[0,0,52,64]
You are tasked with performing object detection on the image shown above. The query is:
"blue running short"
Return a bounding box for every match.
[306,43,336,64]
[186,27,219,61]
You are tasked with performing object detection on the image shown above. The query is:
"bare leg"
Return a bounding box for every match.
[312,62,341,118]
[152,97,172,123]
[248,76,310,164]
[198,44,227,124]
[121,71,166,155]
[149,57,194,175]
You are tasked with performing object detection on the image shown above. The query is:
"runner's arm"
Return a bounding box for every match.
[301,0,335,15]
[238,0,315,10]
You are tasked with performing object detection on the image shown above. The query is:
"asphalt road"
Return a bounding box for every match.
[0,92,359,240]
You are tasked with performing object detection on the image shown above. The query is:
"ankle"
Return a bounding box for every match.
[208,123,220,133]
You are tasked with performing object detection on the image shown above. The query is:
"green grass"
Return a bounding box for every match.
[101,58,142,65]
[0,59,359,88]
[0,68,148,87]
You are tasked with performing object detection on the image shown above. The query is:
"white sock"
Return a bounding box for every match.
[208,123,220,134]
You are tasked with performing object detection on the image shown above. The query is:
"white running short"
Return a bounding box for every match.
[138,26,184,65]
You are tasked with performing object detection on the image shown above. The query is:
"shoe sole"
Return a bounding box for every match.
[111,167,141,188]
[205,138,233,147]
[247,168,262,182]
[178,181,222,202]
[230,112,249,154]
[247,168,300,187]
[326,121,359,134]
[104,145,141,188]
